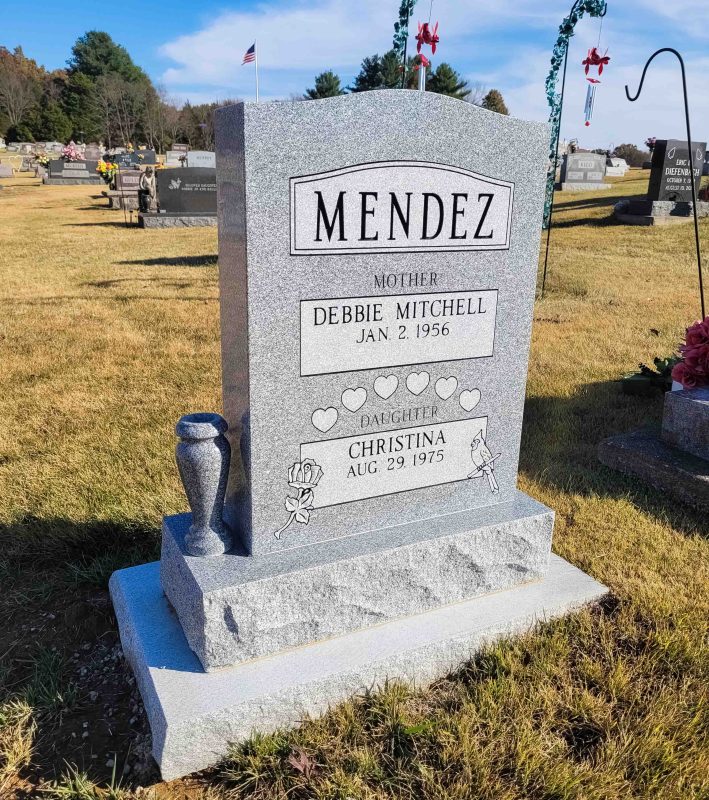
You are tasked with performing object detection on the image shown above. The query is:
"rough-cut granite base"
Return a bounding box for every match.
[161,491,554,670]
[106,190,139,210]
[615,199,709,226]
[598,427,709,510]
[139,212,217,228]
[111,554,606,781]
[560,182,608,192]
[662,388,709,461]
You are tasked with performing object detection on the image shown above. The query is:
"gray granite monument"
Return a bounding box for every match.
[110,91,606,779]
[560,151,608,191]
[43,159,101,185]
[186,150,216,168]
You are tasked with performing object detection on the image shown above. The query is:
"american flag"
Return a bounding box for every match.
[242,43,256,65]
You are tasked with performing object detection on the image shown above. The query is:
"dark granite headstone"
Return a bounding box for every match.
[112,150,157,168]
[156,167,216,213]
[45,159,101,183]
[560,152,606,184]
[647,139,706,201]
[171,143,189,153]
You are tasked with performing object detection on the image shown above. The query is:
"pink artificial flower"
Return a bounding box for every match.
[673,315,709,388]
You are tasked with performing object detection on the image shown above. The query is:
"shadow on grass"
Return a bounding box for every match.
[1,517,161,590]
[64,221,137,229]
[521,380,707,537]
[118,255,218,267]
[554,193,646,212]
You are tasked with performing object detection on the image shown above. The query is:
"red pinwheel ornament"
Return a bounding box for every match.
[416,21,440,55]
[414,53,431,70]
[581,47,610,128]
[582,47,610,81]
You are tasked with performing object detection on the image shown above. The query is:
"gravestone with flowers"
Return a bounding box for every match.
[110,91,606,779]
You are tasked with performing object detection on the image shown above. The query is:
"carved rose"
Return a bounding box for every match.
[288,459,323,490]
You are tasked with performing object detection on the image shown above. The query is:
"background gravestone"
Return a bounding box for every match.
[156,167,216,213]
[186,150,216,168]
[647,139,707,201]
[112,150,157,168]
[83,143,102,161]
[560,152,608,191]
[171,143,189,153]
[44,159,101,184]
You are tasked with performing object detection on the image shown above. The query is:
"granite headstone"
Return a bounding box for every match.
[113,150,157,168]
[186,150,216,168]
[45,159,101,184]
[560,152,607,190]
[156,167,216,213]
[111,92,607,780]
[0,163,13,178]
[647,139,706,201]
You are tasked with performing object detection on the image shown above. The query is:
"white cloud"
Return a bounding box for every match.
[158,0,709,148]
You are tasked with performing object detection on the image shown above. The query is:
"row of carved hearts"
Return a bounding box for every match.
[312,372,482,433]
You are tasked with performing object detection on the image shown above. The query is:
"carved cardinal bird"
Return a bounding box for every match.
[416,21,440,54]
[582,47,610,79]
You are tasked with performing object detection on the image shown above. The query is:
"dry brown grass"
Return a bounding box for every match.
[0,171,708,799]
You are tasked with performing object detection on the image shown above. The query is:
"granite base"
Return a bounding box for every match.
[615,199,709,226]
[560,182,608,192]
[161,491,554,670]
[598,427,709,510]
[662,388,709,461]
[43,177,102,185]
[110,554,606,781]
[107,190,139,210]
[139,212,217,228]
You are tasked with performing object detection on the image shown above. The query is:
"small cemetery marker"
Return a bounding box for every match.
[186,150,216,168]
[111,92,606,779]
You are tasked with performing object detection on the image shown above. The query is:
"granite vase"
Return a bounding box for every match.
[175,413,232,556]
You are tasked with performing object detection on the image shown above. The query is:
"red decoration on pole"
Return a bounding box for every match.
[415,21,439,54]
[582,47,610,126]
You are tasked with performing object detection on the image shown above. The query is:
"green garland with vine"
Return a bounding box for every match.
[393,1,419,61]
[544,0,607,228]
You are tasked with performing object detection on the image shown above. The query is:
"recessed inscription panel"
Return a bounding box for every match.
[301,417,489,508]
[290,161,514,255]
[301,289,498,376]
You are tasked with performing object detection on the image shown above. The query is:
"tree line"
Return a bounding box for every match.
[0,31,510,150]
[305,51,509,115]
[0,34,234,150]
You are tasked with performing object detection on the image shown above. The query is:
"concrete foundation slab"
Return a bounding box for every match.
[110,554,606,781]
[560,182,608,192]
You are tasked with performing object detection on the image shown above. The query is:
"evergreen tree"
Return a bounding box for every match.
[349,55,384,92]
[67,31,145,83]
[380,50,404,89]
[35,98,72,141]
[481,89,509,115]
[427,63,470,100]
[305,71,345,99]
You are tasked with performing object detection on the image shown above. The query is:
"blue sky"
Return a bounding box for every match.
[3,0,708,149]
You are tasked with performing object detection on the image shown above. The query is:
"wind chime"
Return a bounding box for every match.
[414,1,439,91]
[581,20,610,126]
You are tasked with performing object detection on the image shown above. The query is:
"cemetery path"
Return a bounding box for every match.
[0,173,707,799]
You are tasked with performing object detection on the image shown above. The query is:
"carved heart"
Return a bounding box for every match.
[374,375,399,400]
[459,389,481,412]
[406,371,430,396]
[311,407,338,433]
[342,387,367,413]
[435,376,458,401]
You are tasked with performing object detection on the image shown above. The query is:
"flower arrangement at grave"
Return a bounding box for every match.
[35,153,51,166]
[61,142,84,162]
[671,317,709,389]
[125,142,135,153]
[96,159,118,184]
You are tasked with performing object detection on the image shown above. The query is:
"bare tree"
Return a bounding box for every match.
[465,82,487,107]
[0,66,37,127]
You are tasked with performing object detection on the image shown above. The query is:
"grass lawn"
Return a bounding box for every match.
[0,171,707,799]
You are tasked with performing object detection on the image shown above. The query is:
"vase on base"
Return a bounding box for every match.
[175,412,232,556]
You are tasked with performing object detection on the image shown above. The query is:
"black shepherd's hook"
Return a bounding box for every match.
[626,48,705,320]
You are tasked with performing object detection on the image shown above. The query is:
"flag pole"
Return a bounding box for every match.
[255,39,260,103]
